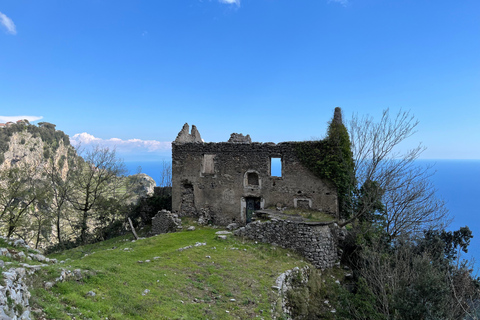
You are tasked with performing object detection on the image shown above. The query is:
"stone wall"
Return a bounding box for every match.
[172,134,338,226]
[154,186,172,197]
[234,219,340,269]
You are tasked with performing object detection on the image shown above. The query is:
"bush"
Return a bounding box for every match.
[285,268,339,319]
[339,227,480,320]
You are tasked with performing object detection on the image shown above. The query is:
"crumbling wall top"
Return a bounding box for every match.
[333,107,342,125]
[228,133,252,143]
[174,123,203,143]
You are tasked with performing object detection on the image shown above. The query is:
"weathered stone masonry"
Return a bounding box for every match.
[172,126,338,226]
[234,219,340,269]
[151,210,182,235]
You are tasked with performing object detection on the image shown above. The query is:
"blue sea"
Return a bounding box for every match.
[125,159,480,271]
[425,160,480,270]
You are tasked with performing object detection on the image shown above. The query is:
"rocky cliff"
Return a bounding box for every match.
[127,173,156,200]
[0,121,155,193]
[0,121,74,177]
[0,121,156,249]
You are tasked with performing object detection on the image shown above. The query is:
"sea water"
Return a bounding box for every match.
[425,160,480,270]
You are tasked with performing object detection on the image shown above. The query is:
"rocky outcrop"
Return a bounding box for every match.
[0,122,156,250]
[1,132,44,169]
[1,267,33,319]
[128,173,156,201]
[0,236,47,320]
[1,131,71,180]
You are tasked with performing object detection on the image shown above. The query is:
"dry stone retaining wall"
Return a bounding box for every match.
[234,219,340,269]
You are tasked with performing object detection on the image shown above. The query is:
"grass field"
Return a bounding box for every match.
[28,226,309,319]
[280,209,336,223]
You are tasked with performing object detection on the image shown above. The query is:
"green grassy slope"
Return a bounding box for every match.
[29,227,309,320]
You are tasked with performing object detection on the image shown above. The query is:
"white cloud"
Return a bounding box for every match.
[219,0,240,6]
[0,115,43,123]
[70,132,172,153]
[0,12,17,35]
[70,132,101,145]
[329,0,349,6]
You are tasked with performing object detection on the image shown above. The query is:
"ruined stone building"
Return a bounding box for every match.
[171,123,338,226]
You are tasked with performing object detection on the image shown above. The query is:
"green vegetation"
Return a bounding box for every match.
[281,224,480,319]
[337,225,480,319]
[0,112,478,319]
[285,267,345,319]
[295,107,355,219]
[30,227,308,319]
[286,109,480,319]
[0,122,160,251]
[0,122,70,159]
[129,192,173,228]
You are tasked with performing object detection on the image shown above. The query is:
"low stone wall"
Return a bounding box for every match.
[234,219,340,269]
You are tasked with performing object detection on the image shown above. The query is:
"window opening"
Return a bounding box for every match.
[271,157,282,177]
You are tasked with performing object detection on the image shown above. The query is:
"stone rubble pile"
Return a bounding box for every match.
[177,242,206,252]
[151,210,182,235]
[197,208,215,225]
[226,223,239,231]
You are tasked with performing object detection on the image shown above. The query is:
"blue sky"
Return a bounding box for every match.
[1,0,479,161]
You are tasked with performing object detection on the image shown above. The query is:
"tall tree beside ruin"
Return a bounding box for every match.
[324,107,356,218]
[331,109,475,319]
[295,107,355,219]
[347,109,448,239]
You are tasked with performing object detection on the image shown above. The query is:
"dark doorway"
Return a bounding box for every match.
[245,197,261,223]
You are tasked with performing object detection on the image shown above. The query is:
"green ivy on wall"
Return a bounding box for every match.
[295,108,355,219]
